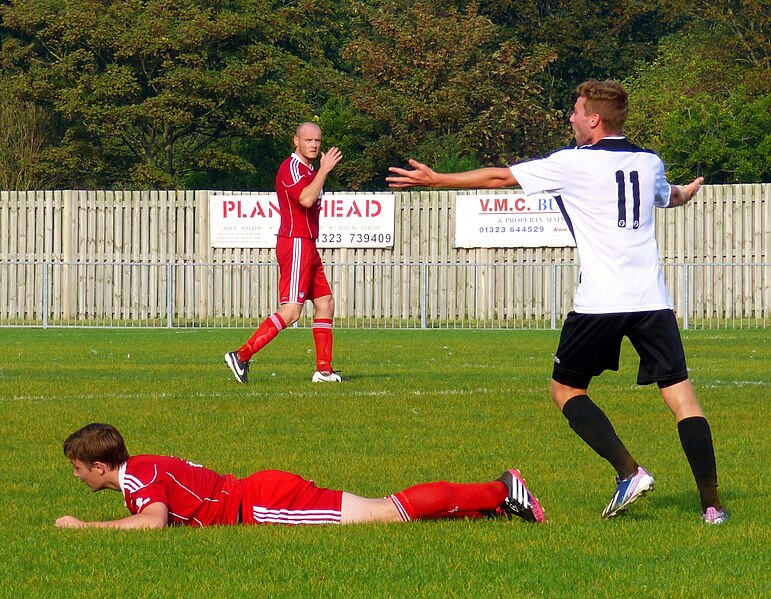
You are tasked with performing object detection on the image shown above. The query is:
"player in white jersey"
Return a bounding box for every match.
[387,79,727,524]
[513,137,673,313]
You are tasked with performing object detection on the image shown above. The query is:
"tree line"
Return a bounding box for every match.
[0,0,768,191]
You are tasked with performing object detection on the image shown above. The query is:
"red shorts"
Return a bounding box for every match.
[239,470,343,525]
[276,236,332,304]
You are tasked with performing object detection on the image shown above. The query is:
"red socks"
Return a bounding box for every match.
[390,480,507,521]
[237,315,333,370]
[312,318,334,372]
[238,313,286,362]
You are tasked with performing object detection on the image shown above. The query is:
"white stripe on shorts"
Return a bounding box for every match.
[251,505,341,525]
[389,494,411,522]
[289,237,302,302]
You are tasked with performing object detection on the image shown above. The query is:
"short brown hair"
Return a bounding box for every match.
[63,423,129,468]
[576,80,629,133]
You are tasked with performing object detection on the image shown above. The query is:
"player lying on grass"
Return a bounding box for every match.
[55,423,545,528]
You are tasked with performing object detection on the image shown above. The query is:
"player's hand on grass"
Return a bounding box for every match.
[55,515,86,528]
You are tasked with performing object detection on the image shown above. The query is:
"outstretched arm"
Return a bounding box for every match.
[668,176,704,207]
[387,159,518,189]
[55,502,169,529]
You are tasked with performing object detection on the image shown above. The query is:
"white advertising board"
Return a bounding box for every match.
[210,193,395,249]
[454,192,575,248]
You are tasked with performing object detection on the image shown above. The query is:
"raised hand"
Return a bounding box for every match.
[682,176,704,202]
[319,146,343,174]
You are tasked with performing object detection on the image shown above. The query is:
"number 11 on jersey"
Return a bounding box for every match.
[615,170,641,229]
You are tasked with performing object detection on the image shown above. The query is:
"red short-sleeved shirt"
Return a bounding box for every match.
[275,152,321,239]
[118,456,343,527]
[120,455,242,527]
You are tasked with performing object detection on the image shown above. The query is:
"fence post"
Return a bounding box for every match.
[683,263,690,330]
[420,262,427,329]
[551,264,557,330]
[43,262,49,328]
[166,263,174,328]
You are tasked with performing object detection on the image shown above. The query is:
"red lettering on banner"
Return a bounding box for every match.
[321,198,385,218]
[346,202,362,217]
[321,199,345,217]
[248,200,281,218]
[223,200,236,218]
[478,196,529,213]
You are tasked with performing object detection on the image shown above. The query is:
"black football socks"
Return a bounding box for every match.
[562,394,639,479]
[678,416,722,510]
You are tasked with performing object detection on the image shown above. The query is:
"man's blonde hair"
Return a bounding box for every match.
[577,80,629,134]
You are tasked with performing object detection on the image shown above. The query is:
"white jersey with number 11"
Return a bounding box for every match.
[510,137,673,314]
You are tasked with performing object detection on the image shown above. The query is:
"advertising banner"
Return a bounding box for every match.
[210,193,395,249]
[454,192,575,248]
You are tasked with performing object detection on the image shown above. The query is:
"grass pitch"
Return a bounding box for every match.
[0,327,768,598]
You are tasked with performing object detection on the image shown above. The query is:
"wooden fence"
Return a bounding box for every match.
[0,185,768,328]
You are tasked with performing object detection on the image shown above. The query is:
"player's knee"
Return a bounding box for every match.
[278,304,302,326]
[283,315,299,327]
[314,295,335,317]
[550,379,589,412]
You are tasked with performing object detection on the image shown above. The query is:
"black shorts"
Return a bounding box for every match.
[552,310,688,389]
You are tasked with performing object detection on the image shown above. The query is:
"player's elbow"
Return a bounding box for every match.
[483,168,517,189]
[139,503,170,528]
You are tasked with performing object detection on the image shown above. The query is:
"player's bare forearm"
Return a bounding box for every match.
[299,147,342,207]
[669,176,704,207]
[55,515,164,529]
[55,503,169,529]
[387,159,517,189]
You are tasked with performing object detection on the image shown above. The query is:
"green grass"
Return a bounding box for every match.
[0,327,768,598]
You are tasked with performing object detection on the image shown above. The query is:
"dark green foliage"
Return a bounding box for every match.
[625,28,770,183]
[339,1,563,189]
[477,0,686,115]
[0,0,767,188]
[1,0,325,188]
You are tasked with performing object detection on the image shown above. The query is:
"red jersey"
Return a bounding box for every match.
[275,152,321,239]
[120,455,242,527]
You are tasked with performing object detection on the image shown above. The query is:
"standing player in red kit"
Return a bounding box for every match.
[55,423,546,528]
[226,122,343,384]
